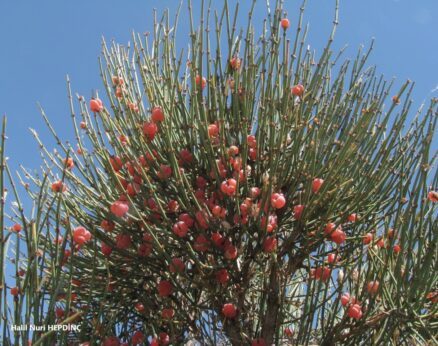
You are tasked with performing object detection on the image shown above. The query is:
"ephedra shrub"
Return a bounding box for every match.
[1,0,437,345]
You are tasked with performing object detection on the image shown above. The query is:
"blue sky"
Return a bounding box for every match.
[0,0,437,189]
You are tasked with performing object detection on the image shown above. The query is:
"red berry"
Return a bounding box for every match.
[347,213,357,222]
[215,269,230,285]
[73,226,92,245]
[363,232,373,245]
[251,338,267,346]
[280,18,290,29]
[151,106,165,122]
[51,180,67,193]
[293,204,304,220]
[132,331,144,345]
[222,303,237,318]
[142,121,158,140]
[116,233,132,249]
[110,156,123,172]
[169,258,185,273]
[158,280,173,297]
[55,307,64,318]
[347,304,363,320]
[111,200,129,217]
[291,84,304,96]
[102,337,120,346]
[172,221,188,238]
[224,244,238,260]
[90,98,103,113]
[247,135,257,148]
[367,280,380,295]
[340,292,350,306]
[284,327,294,337]
[194,235,209,252]
[135,302,145,313]
[101,242,112,256]
[377,238,385,248]
[271,193,286,209]
[428,191,437,202]
[229,57,241,70]
[324,222,336,235]
[220,178,237,196]
[393,244,401,253]
[64,157,74,170]
[161,308,175,320]
[12,224,22,232]
[195,75,207,89]
[159,332,170,346]
[327,253,339,264]
[10,287,19,296]
[330,227,346,245]
[263,237,278,253]
[178,213,194,227]
[312,178,324,193]
[250,187,261,199]
[208,124,219,138]
[101,220,115,232]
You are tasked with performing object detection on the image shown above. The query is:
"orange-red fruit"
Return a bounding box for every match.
[291,84,304,96]
[73,227,92,245]
[208,123,219,138]
[215,269,230,285]
[10,287,19,296]
[158,280,173,297]
[293,204,304,220]
[51,180,67,193]
[159,332,170,346]
[222,303,237,318]
[324,222,336,235]
[135,302,145,313]
[142,121,158,141]
[284,327,294,337]
[331,227,346,245]
[132,331,144,345]
[12,224,22,232]
[347,213,357,222]
[161,308,175,320]
[101,242,112,256]
[111,200,129,217]
[224,244,238,260]
[312,178,324,193]
[220,178,237,196]
[89,98,103,113]
[327,253,339,264]
[393,244,401,253]
[271,192,286,209]
[172,221,188,238]
[102,336,120,346]
[169,258,185,273]
[194,235,209,252]
[363,232,373,244]
[263,237,278,253]
[64,157,74,169]
[101,220,115,232]
[116,233,132,249]
[347,304,363,320]
[367,280,380,295]
[229,57,241,70]
[280,18,290,29]
[428,191,438,203]
[251,338,267,346]
[195,75,207,89]
[151,106,165,123]
[340,292,350,306]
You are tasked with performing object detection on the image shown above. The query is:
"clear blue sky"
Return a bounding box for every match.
[0,0,437,185]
